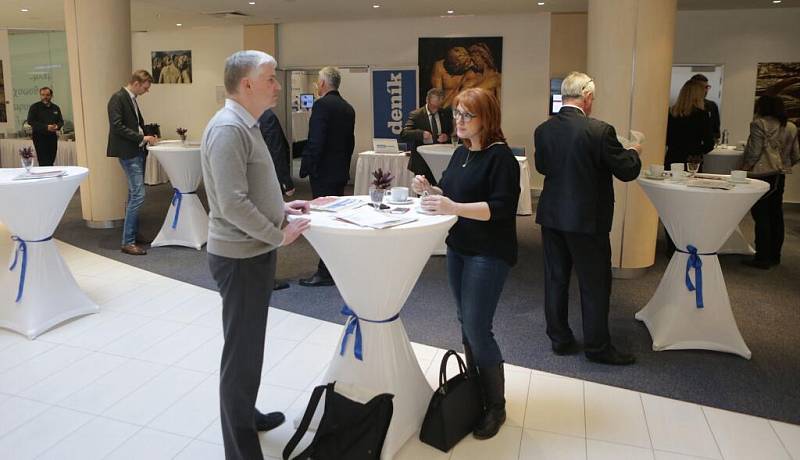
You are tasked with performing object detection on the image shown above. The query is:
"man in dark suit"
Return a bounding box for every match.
[534,71,641,366]
[400,88,453,185]
[299,66,355,287]
[107,70,158,256]
[26,87,64,167]
[690,74,721,143]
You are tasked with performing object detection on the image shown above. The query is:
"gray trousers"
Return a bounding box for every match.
[208,250,276,460]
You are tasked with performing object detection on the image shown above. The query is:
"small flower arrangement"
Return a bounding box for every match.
[176,127,188,142]
[19,146,36,160]
[371,168,394,190]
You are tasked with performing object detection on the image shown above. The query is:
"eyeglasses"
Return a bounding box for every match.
[453,108,477,122]
[581,79,594,92]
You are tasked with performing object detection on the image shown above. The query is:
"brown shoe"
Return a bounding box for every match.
[121,244,147,255]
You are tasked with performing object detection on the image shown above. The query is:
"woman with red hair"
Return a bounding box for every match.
[413,88,519,440]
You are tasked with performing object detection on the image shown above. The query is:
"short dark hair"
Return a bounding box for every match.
[690,74,709,83]
[39,87,53,95]
[129,69,153,84]
[754,95,788,127]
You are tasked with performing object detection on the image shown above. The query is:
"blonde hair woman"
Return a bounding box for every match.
[665,79,714,167]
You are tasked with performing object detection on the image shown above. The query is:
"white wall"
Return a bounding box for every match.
[278,13,551,187]
[674,8,800,202]
[0,29,15,134]
[132,25,243,141]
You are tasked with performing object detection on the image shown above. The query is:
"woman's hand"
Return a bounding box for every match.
[420,194,459,215]
[411,175,432,195]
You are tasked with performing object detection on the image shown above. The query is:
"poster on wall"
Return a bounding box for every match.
[418,37,503,109]
[371,68,417,139]
[0,60,7,123]
[756,62,800,126]
[152,50,192,84]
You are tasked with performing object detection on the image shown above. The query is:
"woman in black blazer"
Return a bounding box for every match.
[665,80,714,168]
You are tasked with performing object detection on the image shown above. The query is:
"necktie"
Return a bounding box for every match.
[430,112,439,139]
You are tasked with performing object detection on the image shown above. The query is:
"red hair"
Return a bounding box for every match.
[453,88,505,149]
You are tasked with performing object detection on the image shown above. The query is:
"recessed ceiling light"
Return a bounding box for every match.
[176,23,182,26]
[20,8,29,12]
[249,1,255,4]
[448,10,455,14]
[537,2,545,5]
[772,0,781,3]
[373,4,380,8]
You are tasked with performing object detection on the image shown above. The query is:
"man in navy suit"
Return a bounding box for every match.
[299,66,355,287]
[534,71,641,365]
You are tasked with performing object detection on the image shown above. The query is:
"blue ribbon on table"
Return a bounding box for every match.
[9,235,53,303]
[339,304,400,361]
[171,188,197,229]
[675,245,715,309]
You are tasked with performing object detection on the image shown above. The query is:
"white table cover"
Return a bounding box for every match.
[704,147,753,255]
[0,166,97,338]
[353,151,416,196]
[0,138,168,185]
[636,175,768,358]
[293,198,456,459]
[416,144,533,215]
[147,143,207,249]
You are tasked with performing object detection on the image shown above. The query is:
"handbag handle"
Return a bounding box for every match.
[283,382,331,460]
[438,350,469,393]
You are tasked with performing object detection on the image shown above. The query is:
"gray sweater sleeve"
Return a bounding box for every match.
[206,125,285,247]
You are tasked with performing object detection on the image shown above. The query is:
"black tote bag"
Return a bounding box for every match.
[283,382,394,460]
[419,350,483,452]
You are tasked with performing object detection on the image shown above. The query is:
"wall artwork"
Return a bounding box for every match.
[418,37,503,109]
[0,60,7,123]
[756,62,800,126]
[152,50,192,84]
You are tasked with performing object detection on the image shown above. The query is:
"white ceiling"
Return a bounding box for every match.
[0,0,798,31]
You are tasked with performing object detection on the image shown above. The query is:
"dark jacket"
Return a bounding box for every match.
[106,88,146,159]
[299,90,355,184]
[27,101,64,137]
[665,107,714,167]
[258,109,294,192]
[401,105,454,185]
[534,106,641,234]
[705,99,721,141]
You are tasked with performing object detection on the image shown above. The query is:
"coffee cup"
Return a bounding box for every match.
[730,170,747,181]
[390,186,409,202]
[670,163,684,176]
[648,164,664,176]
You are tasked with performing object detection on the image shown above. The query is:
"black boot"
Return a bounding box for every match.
[473,363,506,440]
[463,342,478,378]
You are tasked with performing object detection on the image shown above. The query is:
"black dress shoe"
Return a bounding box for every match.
[741,258,772,270]
[255,410,285,431]
[586,346,636,366]
[273,280,290,290]
[299,274,335,287]
[552,340,580,356]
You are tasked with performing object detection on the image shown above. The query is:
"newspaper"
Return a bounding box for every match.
[335,206,417,229]
[13,170,67,181]
[310,196,366,212]
[617,130,645,150]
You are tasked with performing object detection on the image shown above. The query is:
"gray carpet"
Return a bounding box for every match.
[54,178,800,425]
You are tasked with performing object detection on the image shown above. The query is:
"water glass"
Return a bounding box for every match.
[21,157,34,173]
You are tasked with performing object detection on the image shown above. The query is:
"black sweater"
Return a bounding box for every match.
[27,101,64,137]
[439,142,520,266]
[665,108,714,166]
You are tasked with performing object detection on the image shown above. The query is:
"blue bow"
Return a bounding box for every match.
[9,235,53,303]
[676,245,713,309]
[170,188,196,229]
[339,305,400,361]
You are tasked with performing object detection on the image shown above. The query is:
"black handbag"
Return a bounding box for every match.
[419,350,483,452]
[283,382,394,460]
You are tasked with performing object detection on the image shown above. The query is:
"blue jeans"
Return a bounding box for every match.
[119,156,146,246]
[447,247,510,368]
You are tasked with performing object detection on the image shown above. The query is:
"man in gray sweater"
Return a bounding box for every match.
[201,50,310,460]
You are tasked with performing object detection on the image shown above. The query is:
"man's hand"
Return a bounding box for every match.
[282,218,310,246]
[284,200,310,215]
[423,131,433,143]
[143,135,159,146]
[47,124,59,132]
[437,133,449,143]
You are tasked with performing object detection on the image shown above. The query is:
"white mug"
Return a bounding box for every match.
[649,164,664,176]
[731,170,747,181]
[390,186,409,202]
[670,163,684,175]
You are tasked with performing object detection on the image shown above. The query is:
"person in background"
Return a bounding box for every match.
[401,88,453,186]
[201,50,311,460]
[106,70,158,256]
[259,107,296,291]
[158,54,181,84]
[299,66,355,287]
[740,95,800,269]
[690,74,721,143]
[413,87,519,440]
[534,71,641,366]
[26,87,64,167]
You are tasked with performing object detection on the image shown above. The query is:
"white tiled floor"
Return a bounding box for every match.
[0,241,797,460]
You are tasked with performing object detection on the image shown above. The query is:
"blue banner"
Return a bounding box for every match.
[372,69,417,139]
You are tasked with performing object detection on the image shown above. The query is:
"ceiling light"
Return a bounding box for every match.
[772,0,781,3]
[537,2,545,5]
[447,10,454,14]
[21,8,29,12]
[249,1,255,4]
[176,23,182,26]
[373,4,380,8]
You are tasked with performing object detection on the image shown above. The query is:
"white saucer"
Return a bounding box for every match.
[387,199,414,205]
[416,207,436,215]
[643,172,667,180]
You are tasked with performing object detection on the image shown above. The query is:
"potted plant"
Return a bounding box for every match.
[19,146,36,172]
[370,168,393,208]
[176,127,188,144]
